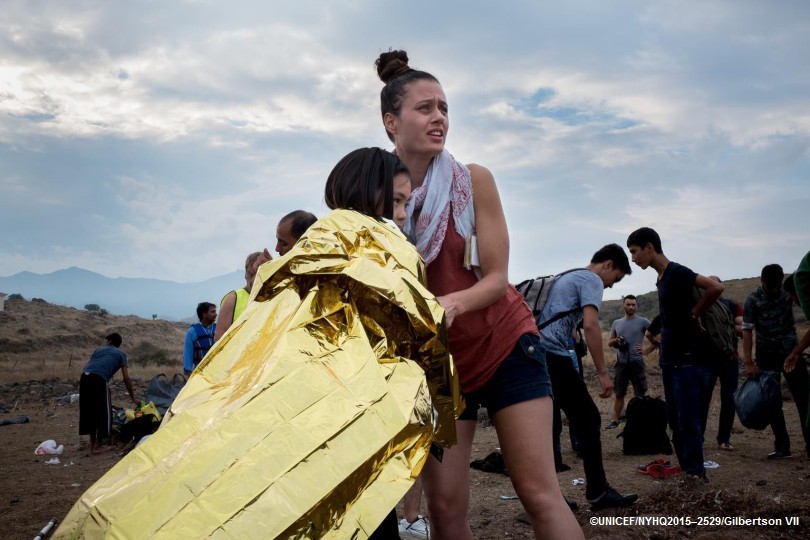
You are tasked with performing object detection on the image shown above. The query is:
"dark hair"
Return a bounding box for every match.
[623,295,637,302]
[626,227,663,254]
[761,264,784,288]
[592,243,632,275]
[375,50,440,142]
[106,332,123,348]
[196,302,216,321]
[280,210,318,240]
[783,273,796,296]
[324,147,408,220]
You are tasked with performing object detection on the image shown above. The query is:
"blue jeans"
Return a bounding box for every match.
[661,363,713,477]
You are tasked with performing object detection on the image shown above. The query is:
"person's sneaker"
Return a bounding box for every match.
[684,472,710,484]
[718,442,735,451]
[767,450,792,460]
[588,487,639,511]
[604,420,621,430]
[399,516,429,539]
[555,462,572,472]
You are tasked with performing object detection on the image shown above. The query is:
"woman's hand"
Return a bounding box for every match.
[436,294,462,328]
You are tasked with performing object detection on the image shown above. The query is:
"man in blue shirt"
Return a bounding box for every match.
[183,302,217,376]
[627,227,723,481]
[79,333,139,454]
[538,243,638,511]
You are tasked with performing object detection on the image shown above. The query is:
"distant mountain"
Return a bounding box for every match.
[0,267,244,320]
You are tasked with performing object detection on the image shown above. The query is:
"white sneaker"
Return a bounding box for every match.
[398,515,429,539]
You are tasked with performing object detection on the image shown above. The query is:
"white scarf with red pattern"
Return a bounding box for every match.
[403,149,474,265]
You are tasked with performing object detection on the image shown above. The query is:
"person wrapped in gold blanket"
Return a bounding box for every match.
[56,148,461,539]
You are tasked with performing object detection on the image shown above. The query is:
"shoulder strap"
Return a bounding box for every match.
[193,323,214,342]
[535,268,590,330]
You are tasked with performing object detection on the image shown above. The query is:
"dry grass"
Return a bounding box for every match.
[0,298,188,384]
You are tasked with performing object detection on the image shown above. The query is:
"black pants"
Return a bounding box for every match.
[368,509,399,540]
[547,352,608,499]
[79,373,111,440]
[757,351,810,453]
[700,355,740,445]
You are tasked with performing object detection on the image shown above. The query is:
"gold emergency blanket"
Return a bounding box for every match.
[56,209,461,539]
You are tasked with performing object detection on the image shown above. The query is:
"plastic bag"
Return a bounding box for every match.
[734,371,781,430]
[146,373,187,416]
[139,401,162,423]
[35,439,64,455]
[122,401,162,423]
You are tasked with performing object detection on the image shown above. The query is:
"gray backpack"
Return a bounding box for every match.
[515,269,585,329]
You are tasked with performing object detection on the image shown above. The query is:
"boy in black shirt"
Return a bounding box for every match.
[627,228,723,480]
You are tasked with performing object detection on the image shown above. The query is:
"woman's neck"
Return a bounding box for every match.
[396,147,437,189]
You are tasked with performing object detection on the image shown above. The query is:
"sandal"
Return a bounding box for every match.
[637,458,669,472]
[638,462,682,479]
[718,442,735,451]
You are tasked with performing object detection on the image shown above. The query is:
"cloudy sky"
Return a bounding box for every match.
[2,0,809,300]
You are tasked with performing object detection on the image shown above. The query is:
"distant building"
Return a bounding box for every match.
[0,292,6,312]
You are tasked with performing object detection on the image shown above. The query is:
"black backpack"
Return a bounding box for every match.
[617,396,672,455]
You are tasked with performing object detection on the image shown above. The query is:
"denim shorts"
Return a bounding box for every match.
[459,333,553,420]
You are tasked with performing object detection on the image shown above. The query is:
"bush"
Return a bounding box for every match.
[8,293,25,301]
[85,304,101,312]
[130,341,175,366]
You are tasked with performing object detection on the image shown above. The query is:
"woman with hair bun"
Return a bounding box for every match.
[375,50,582,539]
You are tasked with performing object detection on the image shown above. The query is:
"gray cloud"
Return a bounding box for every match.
[1,0,808,294]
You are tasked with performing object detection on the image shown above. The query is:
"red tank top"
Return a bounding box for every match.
[426,215,538,392]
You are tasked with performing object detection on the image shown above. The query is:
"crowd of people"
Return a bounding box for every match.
[75,49,810,539]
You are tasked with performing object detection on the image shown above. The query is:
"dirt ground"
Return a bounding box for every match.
[2,367,809,540]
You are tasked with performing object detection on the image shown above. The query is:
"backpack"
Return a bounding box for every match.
[515,269,586,329]
[692,287,736,359]
[718,297,741,351]
[617,396,672,455]
[192,323,215,365]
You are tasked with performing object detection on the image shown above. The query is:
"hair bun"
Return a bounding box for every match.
[376,50,412,83]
